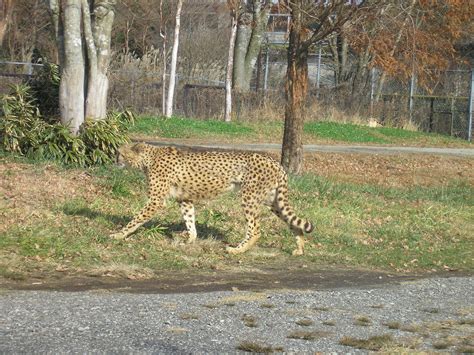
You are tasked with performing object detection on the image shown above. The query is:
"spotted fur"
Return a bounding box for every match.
[111,142,314,255]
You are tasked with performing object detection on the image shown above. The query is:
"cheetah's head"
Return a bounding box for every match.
[116,143,149,169]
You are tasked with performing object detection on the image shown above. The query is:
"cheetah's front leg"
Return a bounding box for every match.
[110,201,161,240]
[110,181,169,240]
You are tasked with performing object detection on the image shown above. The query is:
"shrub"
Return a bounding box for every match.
[0,83,134,166]
[0,84,45,154]
[29,62,60,120]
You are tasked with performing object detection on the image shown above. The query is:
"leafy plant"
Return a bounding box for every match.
[0,84,45,154]
[29,62,60,120]
[0,83,135,167]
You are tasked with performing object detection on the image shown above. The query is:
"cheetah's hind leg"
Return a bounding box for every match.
[180,200,197,243]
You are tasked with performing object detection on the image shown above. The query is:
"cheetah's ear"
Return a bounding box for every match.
[131,142,147,153]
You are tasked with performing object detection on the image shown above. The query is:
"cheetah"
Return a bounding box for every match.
[110,142,314,255]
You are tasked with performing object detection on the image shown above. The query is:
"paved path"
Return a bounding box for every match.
[145,140,474,158]
[1,276,472,353]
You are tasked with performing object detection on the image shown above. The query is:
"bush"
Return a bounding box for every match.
[0,83,134,166]
[0,84,46,154]
[29,62,60,120]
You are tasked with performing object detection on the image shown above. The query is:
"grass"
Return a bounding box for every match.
[242,315,258,328]
[287,330,330,341]
[1,152,473,280]
[130,116,254,139]
[354,316,372,326]
[128,116,470,147]
[295,319,314,327]
[340,334,394,351]
[237,341,283,353]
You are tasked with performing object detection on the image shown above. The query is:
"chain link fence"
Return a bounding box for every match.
[1,60,473,140]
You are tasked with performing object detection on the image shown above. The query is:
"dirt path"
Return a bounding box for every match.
[143,140,474,157]
[3,264,461,294]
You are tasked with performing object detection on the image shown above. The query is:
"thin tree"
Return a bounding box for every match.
[225,0,239,122]
[282,0,362,173]
[165,0,183,118]
[159,0,167,115]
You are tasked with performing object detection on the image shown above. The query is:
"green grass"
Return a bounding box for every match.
[1,156,473,280]
[128,116,469,146]
[130,116,253,139]
[304,122,465,145]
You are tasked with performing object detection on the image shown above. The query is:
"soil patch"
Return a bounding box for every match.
[1,264,467,294]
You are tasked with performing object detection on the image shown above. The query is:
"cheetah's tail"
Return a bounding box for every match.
[275,176,314,234]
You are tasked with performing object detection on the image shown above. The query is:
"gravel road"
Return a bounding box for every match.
[1,276,473,353]
[145,141,474,158]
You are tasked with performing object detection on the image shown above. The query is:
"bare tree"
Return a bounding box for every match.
[281,0,363,174]
[232,0,271,92]
[0,0,13,48]
[225,0,239,122]
[159,0,167,115]
[165,0,183,118]
[48,0,116,134]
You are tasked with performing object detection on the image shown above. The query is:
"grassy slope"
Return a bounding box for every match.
[129,116,471,147]
[1,154,472,280]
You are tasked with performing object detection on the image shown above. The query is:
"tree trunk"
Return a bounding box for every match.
[233,0,270,92]
[0,0,13,48]
[84,0,115,120]
[165,0,183,118]
[159,0,166,116]
[59,0,84,135]
[225,13,238,122]
[281,2,308,174]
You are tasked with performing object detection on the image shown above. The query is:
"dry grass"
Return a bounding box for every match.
[384,321,401,330]
[339,334,394,351]
[219,293,267,305]
[179,313,199,320]
[295,319,314,327]
[322,320,336,326]
[87,263,155,280]
[288,330,330,341]
[237,341,283,353]
[242,315,258,328]
[354,316,372,326]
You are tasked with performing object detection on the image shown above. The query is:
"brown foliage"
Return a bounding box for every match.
[349,1,474,88]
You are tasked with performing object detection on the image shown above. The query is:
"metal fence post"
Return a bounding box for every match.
[408,74,416,123]
[316,46,322,99]
[263,46,269,92]
[468,69,473,142]
[370,67,375,117]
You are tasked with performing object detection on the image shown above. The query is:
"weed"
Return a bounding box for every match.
[322,320,336,326]
[354,316,372,326]
[433,340,453,350]
[400,323,422,333]
[288,330,330,341]
[242,315,258,328]
[179,313,199,320]
[458,319,474,326]
[237,341,283,353]
[384,321,401,330]
[313,306,331,312]
[339,334,394,351]
[295,319,314,327]
[201,304,218,309]
[422,307,440,314]
[260,303,275,309]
